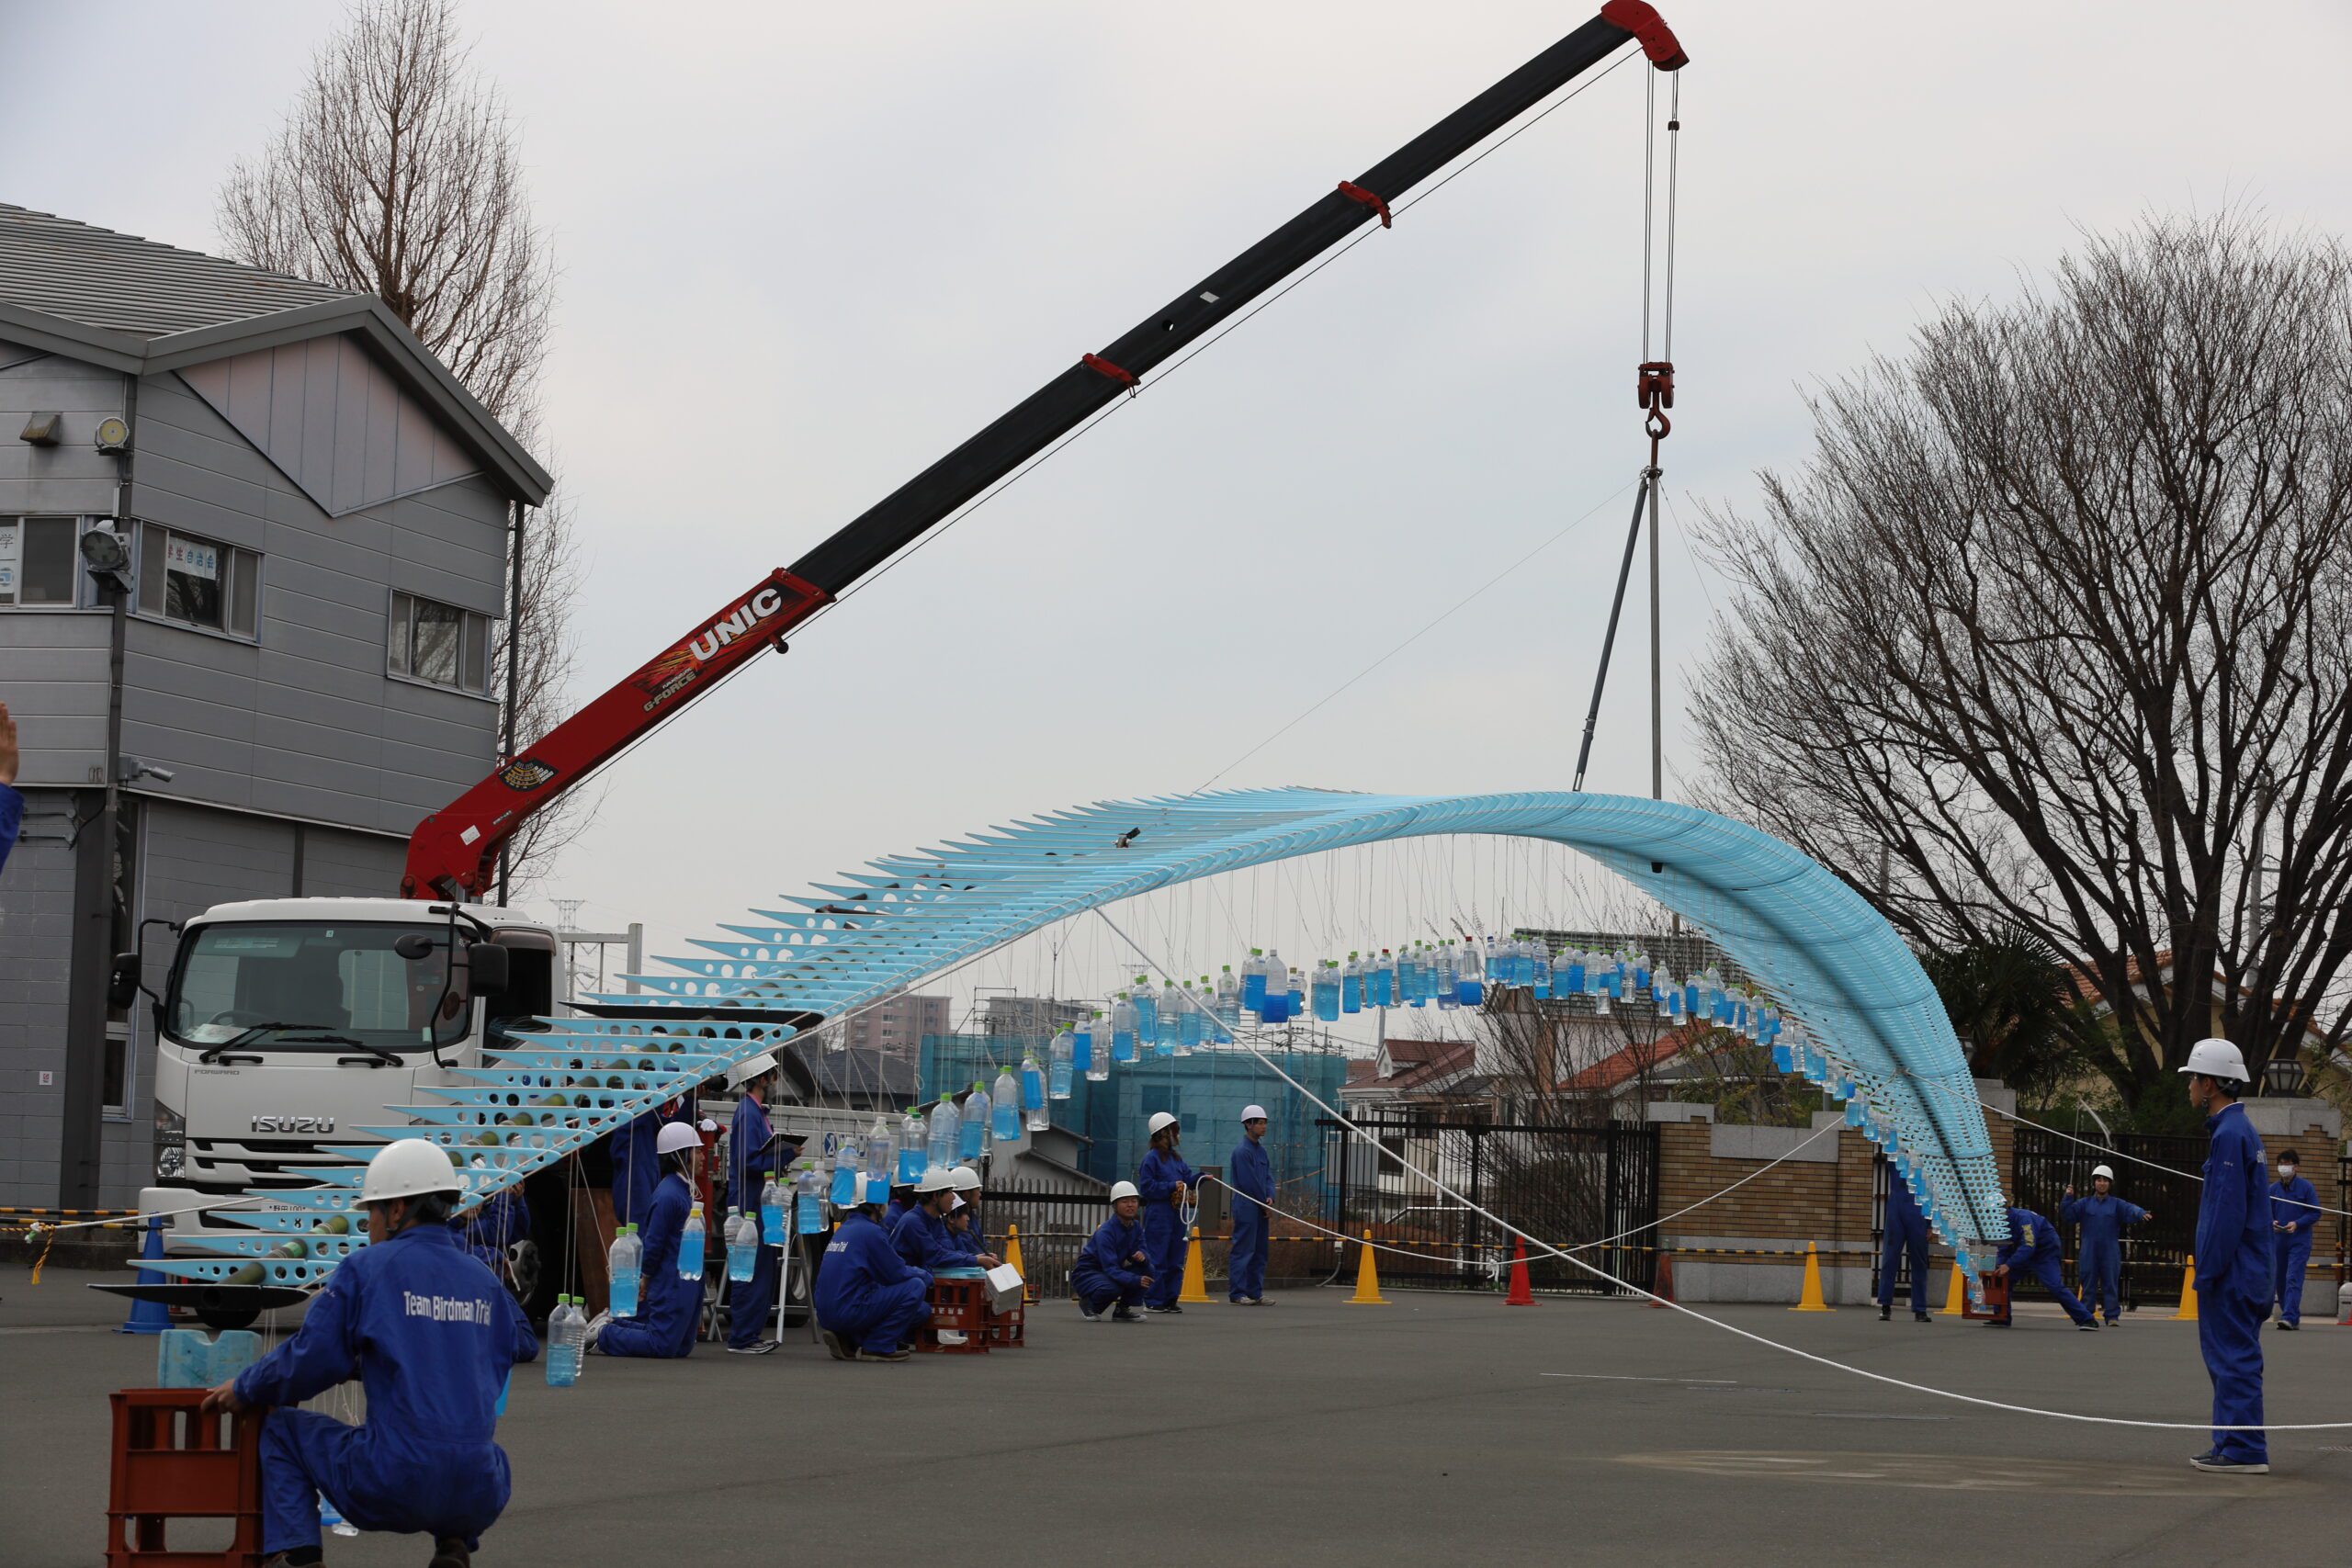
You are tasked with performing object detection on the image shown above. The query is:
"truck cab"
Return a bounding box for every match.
[137,897,560,1248]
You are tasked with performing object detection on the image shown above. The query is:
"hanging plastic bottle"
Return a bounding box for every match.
[899,1108,927,1184]
[1364,948,1389,1008]
[1263,950,1291,1022]
[1770,1034,1796,1073]
[1112,993,1140,1064]
[1312,960,1340,1022]
[678,1203,707,1280]
[989,1067,1020,1141]
[1049,1028,1075,1100]
[1560,947,1584,998]
[760,1170,785,1246]
[927,1096,960,1173]
[1216,965,1243,1029]
[1019,1050,1046,1112]
[726,1210,756,1282]
[1072,1014,1097,1080]
[1653,969,1677,1018]
[1131,978,1159,1043]
[607,1224,642,1319]
[865,1117,896,1192]
[1531,942,1552,998]
[795,1167,826,1234]
[830,1139,861,1206]
[1632,950,1653,993]
[1241,949,1269,1014]
[1084,1010,1111,1081]
[961,1082,989,1159]
[1457,943,1484,1008]
[1340,953,1363,1015]
[1176,983,1204,1053]
[545,1296,582,1387]
[1152,979,1179,1052]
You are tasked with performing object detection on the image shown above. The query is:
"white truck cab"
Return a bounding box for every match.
[133,897,562,1234]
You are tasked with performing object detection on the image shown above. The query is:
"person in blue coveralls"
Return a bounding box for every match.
[943,1167,1001,1266]
[2062,1165,2152,1326]
[2184,1036,2271,1472]
[1987,1203,2098,1329]
[1227,1105,1276,1305]
[203,1139,537,1568]
[1137,1111,1198,1314]
[815,1192,932,1362]
[609,1092,695,1229]
[1074,1180,1154,1321]
[0,701,22,876]
[591,1121,704,1359]
[892,1168,969,1271]
[2269,1147,2320,1330]
[724,1053,797,1356]
[1876,1170,1934,1323]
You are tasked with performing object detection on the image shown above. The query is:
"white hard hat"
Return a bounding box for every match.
[726,1052,778,1089]
[1148,1111,1179,1135]
[917,1167,956,1194]
[656,1122,703,1156]
[2091,1164,2114,1180]
[948,1166,982,1192]
[1109,1180,1141,1201]
[1240,1104,1269,1122]
[948,1193,967,1211]
[361,1138,460,1203]
[2179,1037,2249,1083]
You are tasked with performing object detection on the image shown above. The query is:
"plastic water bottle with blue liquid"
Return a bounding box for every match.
[795,1167,826,1234]
[1111,995,1140,1065]
[1131,978,1159,1043]
[1083,1010,1110,1082]
[1241,950,1269,1014]
[830,1139,861,1206]
[545,1295,583,1387]
[927,1097,959,1172]
[898,1110,927,1184]
[608,1225,642,1318]
[678,1205,707,1280]
[1216,966,1242,1028]
[1312,960,1340,1021]
[760,1171,785,1246]
[963,1081,990,1158]
[726,1211,755,1282]
[1049,1029,1075,1100]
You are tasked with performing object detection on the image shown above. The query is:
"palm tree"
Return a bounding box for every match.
[1918,925,2084,1102]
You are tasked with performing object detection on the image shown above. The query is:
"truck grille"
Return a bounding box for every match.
[187,1136,357,1190]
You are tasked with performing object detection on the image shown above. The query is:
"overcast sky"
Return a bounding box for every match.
[6,2,2348,1036]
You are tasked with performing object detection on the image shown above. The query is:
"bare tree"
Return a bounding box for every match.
[219,0,586,891]
[1690,212,2352,1109]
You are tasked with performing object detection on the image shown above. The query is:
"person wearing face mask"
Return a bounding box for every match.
[2062,1165,2152,1327]
[2182,1037,2271,1473]
[2269,1148,2321,1330]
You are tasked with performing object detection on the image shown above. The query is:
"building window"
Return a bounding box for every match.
[389,590,490,694]
[138,524,259,638]
[0,515,80,606]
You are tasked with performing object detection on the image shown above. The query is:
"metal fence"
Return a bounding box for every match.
[2008,1125,2204,1310]
[1320,1113,1658,1295]
[973,1176,1113,1300]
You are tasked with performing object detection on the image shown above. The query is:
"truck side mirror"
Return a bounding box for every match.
[465,942,511,998]
[108,953,141,1010]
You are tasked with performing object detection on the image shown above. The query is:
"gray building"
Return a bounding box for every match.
[0,205,548,1210]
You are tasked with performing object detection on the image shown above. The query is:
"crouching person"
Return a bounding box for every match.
[1073,1180,1154,1322]
[815,1195,932,1362]
[203,1139,537,1568]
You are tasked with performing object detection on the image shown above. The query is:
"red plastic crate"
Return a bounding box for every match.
[918,1278,989,1353]
[1962,1271,2010,1322]
[983,1301,1025,1348]
[106,1389,264,1567]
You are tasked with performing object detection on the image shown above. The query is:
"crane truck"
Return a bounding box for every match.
[107,3,1688,1326]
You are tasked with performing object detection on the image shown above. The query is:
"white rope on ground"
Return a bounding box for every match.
[1197,1116,1842,1268]
[1093,906,2352,1434]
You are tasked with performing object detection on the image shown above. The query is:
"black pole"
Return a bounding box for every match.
[1571,473,1653,792]
[497,500,525,905]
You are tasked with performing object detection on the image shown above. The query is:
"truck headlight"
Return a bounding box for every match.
[153,1105,186,1146]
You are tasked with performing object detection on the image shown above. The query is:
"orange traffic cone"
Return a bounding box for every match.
[1505,1236,1534,1305]
[1939,1263,1965,1318]
[1347,1230,1387,1304]
[2173,1257,2198,1321]
[1005,1224,1037,1303]
[1650,1250,1675,1309]
[1791,1241,1834,1312]
[1179,1226,1211,1304]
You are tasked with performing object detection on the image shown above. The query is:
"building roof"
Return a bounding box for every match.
[0,203,548,504]
[790,1042,919,1101]
[1560,1024,1697,1093]
[1351,1037,1477,1095]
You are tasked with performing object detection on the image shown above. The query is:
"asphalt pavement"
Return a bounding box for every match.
[8,1268,2347,1566]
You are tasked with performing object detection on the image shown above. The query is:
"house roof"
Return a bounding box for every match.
[0,203,549,504]
[1561,1025,1693,1093]
[1352,1037,1477,1094]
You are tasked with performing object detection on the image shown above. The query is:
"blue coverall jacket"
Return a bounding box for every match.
[1227,1137,1275,1302]
[2269,1173,2319,1324]
[2195,1100,2270,1462]
[610,1100,692,1228]
[1073,1215,1151,1309]
[815,1210,932,1353]
[1877,1178,1931,1312]
[1994,1206,2094,1325]
[2059,1191,2147,1321]
[1137,1146,1198,1307]
[0,781,20,875]
[890,1203,967,1272]
[596,1172,698,1358]
[233,1223,537,1555]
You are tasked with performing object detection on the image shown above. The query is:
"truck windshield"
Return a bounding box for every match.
[164,922,470,1053]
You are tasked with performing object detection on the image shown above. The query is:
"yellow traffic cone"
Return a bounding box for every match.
[1791,1240,1834,1312]
[1940,1264,1965,1317]
[1348,1229,1388,1304]
[1179,1225,1212,1303]
[2174,1257,2198,1321]
[1005,1224,1036,1303]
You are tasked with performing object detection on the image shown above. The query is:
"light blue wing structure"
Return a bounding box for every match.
[150,789,2004,1285]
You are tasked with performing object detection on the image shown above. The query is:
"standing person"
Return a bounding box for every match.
[609,1095,693,1230]
[1227,1105,1275,1305]
[2269,1148,2320,1331]
[2183,1037,2271,1473]
[0,700,21,875]
[591,1122,704,1359]
[2062,1165,2152,1327]
[201,1139,537,1568]
[725,1055,796,1357]
[1876,1172,1933,1323]
[1136,1112,1197,1314]
[814,1195,932,1362]
[1073,1181,1154,1322]
[1987,1204,2098,1329]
